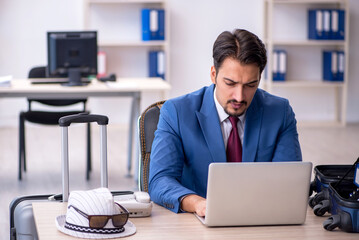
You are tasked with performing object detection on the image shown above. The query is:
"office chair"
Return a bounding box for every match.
[138,100,165,192]
[18,66,92,180]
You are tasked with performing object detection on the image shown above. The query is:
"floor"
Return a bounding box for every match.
[1,123,359,239]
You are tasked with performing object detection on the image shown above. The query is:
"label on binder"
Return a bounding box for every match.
[157,51,165,75]
[331,10,339,32]
[279,52,286,74]
[323,10,330,32]
[150,10,159,32]
[273,51,278,73]
[316,10,323,35]
[331,52,337,75]
[338,53,344,73]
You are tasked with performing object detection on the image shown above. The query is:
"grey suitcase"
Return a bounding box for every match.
[9,113,109,240]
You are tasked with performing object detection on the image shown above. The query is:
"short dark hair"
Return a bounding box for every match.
[212,29,267,74]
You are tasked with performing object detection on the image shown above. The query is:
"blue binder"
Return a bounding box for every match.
[149,51,165,79]
[272,50,279,81]
[157,9,165,41]
[337,9,345,40]
[141,9,165,41]
[142,9,151,41]
[323,51,338,81]
[273,50,286,81]
[330,9,345,40]
[308,9,324,40]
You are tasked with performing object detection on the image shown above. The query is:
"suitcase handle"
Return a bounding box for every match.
[59,113,109,126]
[60,113,109,202]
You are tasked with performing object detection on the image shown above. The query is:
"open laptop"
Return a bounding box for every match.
[196,161,312,227]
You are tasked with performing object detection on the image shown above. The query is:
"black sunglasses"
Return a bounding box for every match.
[68,203,129,229]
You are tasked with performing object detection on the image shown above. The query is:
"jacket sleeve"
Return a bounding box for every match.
[148,100,196,213]
[272,99,302,162]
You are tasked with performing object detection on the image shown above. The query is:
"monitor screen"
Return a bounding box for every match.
[47,31,98,86]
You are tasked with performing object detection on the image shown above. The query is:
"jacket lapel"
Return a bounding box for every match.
[242,90,263,162]
[195,84,226,163]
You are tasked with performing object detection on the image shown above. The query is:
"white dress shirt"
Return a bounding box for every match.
[213,88,245,149]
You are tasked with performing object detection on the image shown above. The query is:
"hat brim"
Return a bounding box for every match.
[56,215,136,239]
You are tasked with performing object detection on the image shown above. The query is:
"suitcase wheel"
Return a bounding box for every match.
[313,200,330,216]
[323,215,341,231]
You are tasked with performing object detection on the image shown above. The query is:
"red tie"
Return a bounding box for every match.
[226,116,242,162]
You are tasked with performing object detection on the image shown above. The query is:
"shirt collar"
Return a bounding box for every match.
[213,87,246,123]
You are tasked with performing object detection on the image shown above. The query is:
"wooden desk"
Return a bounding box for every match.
[0,78,170,176]
[33,202,358,240]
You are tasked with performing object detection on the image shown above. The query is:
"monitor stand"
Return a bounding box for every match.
[62,68,88,87]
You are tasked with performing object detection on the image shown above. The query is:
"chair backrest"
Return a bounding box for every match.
[28,66,86,108]
[138,100,165,192]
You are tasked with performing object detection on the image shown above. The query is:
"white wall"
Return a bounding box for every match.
[0,0,359,127]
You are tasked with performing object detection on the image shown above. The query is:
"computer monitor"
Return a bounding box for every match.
[47,31,98,86]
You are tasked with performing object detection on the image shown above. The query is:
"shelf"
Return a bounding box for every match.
[99,40,168,47]
[84,0,169,81]
[268,0,347,4]
[264,80,344,88]
[266,39,345,47]
[297,120,345,128]
[87,0,166,4]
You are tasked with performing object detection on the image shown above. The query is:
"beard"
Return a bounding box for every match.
[224,100,247,117]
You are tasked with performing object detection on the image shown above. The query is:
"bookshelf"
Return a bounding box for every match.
[263,0,349,126]
[83,0,169,82]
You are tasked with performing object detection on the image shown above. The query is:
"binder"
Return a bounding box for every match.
[338,9,345,40]
[157,9,165,40]
[141,9,165,41]
[323,10,331,40]
[142,9,151,41]
[149,51,165,79]
[330,10,339,39]
[308,9,323,40]
[323,50,339,81]
[273,50,286,81]
[331,9,345,40]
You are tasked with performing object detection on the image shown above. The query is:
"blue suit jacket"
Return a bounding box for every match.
[149,84,302,212]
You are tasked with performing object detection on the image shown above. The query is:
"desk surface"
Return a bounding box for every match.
[0,78,170,99]
[33,202,358,240]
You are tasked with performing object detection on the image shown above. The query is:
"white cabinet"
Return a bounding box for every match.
[263,0,349,126]
[83,0,169,82]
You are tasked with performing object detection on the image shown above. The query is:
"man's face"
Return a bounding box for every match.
[211,57,260,117]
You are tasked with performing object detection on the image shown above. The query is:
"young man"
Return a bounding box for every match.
[148,29,302,216]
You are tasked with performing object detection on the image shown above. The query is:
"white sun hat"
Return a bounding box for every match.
[56,188,136,239]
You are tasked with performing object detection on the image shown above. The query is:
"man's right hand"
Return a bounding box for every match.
[180,194,206,216]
